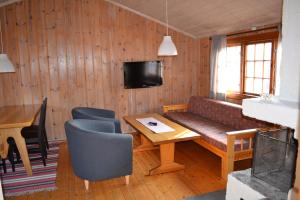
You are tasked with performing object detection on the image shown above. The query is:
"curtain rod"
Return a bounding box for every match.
[226,25,280,37]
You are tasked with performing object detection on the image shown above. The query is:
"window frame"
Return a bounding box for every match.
[227,31,279,97]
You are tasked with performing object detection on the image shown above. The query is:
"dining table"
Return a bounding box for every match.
[0,104,41,176]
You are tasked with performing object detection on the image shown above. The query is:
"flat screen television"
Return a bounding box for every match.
[123,61,163,89]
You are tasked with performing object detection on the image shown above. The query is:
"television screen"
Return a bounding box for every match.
[123,61,163,89]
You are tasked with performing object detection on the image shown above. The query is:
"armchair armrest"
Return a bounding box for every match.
[95,133,133,178]
[163,104,188,113]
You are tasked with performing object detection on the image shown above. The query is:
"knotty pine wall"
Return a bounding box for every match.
[0,0,210,140]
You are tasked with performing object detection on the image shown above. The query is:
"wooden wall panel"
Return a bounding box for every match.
[0,0,208,140]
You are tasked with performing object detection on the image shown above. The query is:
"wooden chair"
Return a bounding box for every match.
[22,98,49,149]
[0,143,19,173]
[9,98,48,166]
[0,158,7,173]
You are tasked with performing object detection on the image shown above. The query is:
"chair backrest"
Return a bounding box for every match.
[39,98,47,128]
[71,107,115,119]
[71,107,121,132]
[38,98,47,138]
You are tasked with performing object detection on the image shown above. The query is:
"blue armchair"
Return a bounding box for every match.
[71,107,122,133]
[64,119,133,190]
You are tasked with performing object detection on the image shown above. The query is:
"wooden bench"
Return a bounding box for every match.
[163,97,273,180]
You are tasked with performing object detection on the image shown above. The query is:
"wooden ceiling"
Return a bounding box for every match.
[0,0,20,7]
[106,0,283,38]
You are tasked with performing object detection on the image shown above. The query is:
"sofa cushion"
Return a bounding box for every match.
[187,96,269,130]
[165,112,241,151]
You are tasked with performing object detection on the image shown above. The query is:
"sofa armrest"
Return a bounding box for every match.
[227,127,278,139]
[226,129,257,152]
[222,129,257,179]
[227,129,257,138]
[163,104,188,113]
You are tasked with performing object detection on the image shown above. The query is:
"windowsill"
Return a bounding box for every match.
[226,92,258,100]
[225,92,259,105]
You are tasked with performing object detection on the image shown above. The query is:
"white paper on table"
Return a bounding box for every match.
[136,117,175,133]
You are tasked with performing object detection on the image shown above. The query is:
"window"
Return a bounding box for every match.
[245,42,272,94]
[226,32,278,96]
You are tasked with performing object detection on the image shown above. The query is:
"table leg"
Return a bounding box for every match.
[134,134,159,152]
[0,134,8,158]
[149,143,184,175]
[0,128,32,176]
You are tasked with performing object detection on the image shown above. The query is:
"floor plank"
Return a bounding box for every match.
[6,135,251,200]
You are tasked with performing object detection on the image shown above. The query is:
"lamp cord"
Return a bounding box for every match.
[166,0,168,36]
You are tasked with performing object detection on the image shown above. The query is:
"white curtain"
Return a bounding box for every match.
[275,25,282,96]
[209,35,227,100]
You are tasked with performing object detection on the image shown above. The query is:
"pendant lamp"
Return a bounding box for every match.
[0,14,15,73]
[158,0,178,56]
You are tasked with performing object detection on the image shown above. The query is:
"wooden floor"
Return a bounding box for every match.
[7,135,251,200]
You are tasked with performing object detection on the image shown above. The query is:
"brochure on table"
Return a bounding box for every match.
[136,117,175,133]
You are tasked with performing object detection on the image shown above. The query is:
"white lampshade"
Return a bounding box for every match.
[0,54,15,73]
[158,35,178,56]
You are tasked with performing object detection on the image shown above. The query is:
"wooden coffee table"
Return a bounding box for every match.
[124,113,200,175]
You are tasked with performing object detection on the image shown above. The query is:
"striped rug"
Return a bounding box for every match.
[0,141,60,197]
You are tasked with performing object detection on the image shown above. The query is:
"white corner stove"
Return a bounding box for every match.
[227,0,300,199]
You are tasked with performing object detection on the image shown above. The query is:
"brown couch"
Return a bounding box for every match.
[163,96,271,179]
